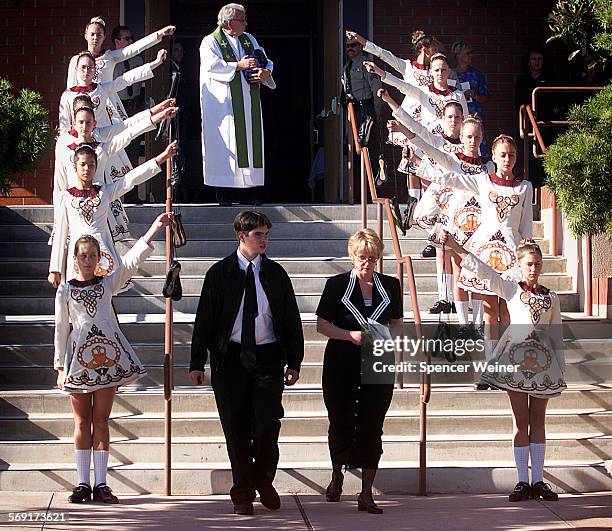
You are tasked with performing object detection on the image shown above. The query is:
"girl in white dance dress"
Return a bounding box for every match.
[48,141,178,287]
[66,16,175,125]
[440,232,565,502]
[54,211,173,504]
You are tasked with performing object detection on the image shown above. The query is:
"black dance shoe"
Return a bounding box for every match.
[162,260,182,301]
[531,481,558,501]
[68,483,92,503]
[258,484,281,510]
[325,472,344,502]
[357,494,383,514]
[429,300,453,314]
[390,197,406,236]
[421,244,436,258]
[402,196,418,232]
[509,481,531,502]
[474,381,492,391]
[92,483,119,504]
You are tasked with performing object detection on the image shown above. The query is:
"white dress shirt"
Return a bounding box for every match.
[230,249,277,345]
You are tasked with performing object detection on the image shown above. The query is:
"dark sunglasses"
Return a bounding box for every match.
[345,43,358,49]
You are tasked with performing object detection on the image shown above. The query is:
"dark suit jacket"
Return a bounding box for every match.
[190,251,304,373]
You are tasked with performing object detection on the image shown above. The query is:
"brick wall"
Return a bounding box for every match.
[371,0,567,200]
[0,0,119,205]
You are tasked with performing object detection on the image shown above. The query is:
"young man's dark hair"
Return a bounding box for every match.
[233,210,272,233]
[111,25,131,44]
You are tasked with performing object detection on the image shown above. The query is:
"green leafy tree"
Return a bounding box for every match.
[0,78,52,196]
[544,85,612,236]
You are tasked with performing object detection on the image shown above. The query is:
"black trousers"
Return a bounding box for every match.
[322,347,393,469]
[211,341,285,504]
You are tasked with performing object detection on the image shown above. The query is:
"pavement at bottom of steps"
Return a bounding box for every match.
[0,491,610,530]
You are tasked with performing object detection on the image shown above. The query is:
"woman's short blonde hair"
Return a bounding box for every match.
[348,228,384,259]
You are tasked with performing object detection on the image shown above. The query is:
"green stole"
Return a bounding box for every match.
[212,27,263,169]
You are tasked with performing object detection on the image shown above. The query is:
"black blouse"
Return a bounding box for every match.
[316,271,403,332]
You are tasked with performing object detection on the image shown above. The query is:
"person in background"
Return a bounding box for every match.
[452,40,490,157]
[112,25,145,203]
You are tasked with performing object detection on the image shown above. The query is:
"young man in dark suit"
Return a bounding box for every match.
[189,211,304,515]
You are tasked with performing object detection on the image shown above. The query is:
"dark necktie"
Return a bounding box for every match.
[344,60,353,96]
[124,59,133,97]
[240,262,258,371]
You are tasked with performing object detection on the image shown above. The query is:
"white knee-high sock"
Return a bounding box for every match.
[530,443,546,484]
[455,301,469,325]
[437,273,445,301]
[443,274,454,302]
[513,445,530,484]
[408,188,422,201]
[472,299,484,326]
[75,449,91,486]
[485,339,498,362]
[93,450,109,487]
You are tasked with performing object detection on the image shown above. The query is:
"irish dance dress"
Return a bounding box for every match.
[461,253,566,398]
[54,238,154,393]
[427,170,533,294]
[67,31,162,126]
[49,159,161,281]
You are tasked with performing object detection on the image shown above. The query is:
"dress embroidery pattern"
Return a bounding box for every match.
[454,196,481,243]
[489,190,520,222]
[520,290,552,324]
[434,187,453,210]
[70,283,104,318]
[477,231,516,273]
[507,331,553,381]
[71,195,101,226]
[109,165,131,183]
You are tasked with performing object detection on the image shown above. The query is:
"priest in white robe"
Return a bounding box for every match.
[199,3,276,205]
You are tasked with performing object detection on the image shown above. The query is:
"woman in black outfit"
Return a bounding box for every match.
[316,229,404,514]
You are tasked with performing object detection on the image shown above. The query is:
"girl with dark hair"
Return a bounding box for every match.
[48,141,178,288]
[439,232,565,502]
[54,212,173,504]
[66,16,175,125]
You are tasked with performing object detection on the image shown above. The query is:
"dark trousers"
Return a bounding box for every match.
[215,187,260,205]
[322,350,393,469]
[211,341,285,504]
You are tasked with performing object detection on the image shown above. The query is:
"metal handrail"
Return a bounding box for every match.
[347,108,429,496]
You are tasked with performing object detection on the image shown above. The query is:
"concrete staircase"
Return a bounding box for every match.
[0,204,610,495]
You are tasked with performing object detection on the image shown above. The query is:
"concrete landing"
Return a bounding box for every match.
[0,491,610,530]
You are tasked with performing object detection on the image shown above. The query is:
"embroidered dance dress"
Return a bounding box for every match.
[426,171,533,295]
[67,32,163,126]
[60,63,153,133]
[49,159,161,280]
[362,40,433,175]
[316,271,402,469]
[53,114,155,241]
[461,253,566,398]
[53,238,153,393]
[383,72,468,130]
[391,108,464,233]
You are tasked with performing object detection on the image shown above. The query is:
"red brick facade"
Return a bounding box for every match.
[0,0,120,205]
[0,0,561,204]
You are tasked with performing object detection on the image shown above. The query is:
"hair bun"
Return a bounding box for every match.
[90,16,106,26]
[411,30,427,45]
[519,238,537,246]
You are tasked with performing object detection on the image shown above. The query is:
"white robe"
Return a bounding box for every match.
[199,30,275,188]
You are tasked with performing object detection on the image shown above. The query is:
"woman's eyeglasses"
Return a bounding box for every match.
[355,255,378,263]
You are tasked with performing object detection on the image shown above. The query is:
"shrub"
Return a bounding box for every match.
[0,78,53,196]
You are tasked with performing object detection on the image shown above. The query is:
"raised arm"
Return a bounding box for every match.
[58,91,73,133]
[100,50,165,98]
[440,230,516,301]
[108,140,177,200]
[66,55,78,89]
[48,195,68,287]
[104,26,175,65]
[53,284,70,376]
[346,30,409,76]
[392,107,446,151]
[107,212,172,294]
[420,164,480,194]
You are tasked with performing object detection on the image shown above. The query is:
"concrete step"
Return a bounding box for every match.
[0,290,581,315]
[3,339,609,367]
[1,435,610,465]
[0,236,554,260]
[0,205,549,232]
[0,272,575,297]
[2,356,610,388]
[0,218,546,242]
[0,255,570,278]
[2,410,609,440]
[0,463,606,495]
[0,387,608,417]
[1,314,608,344]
